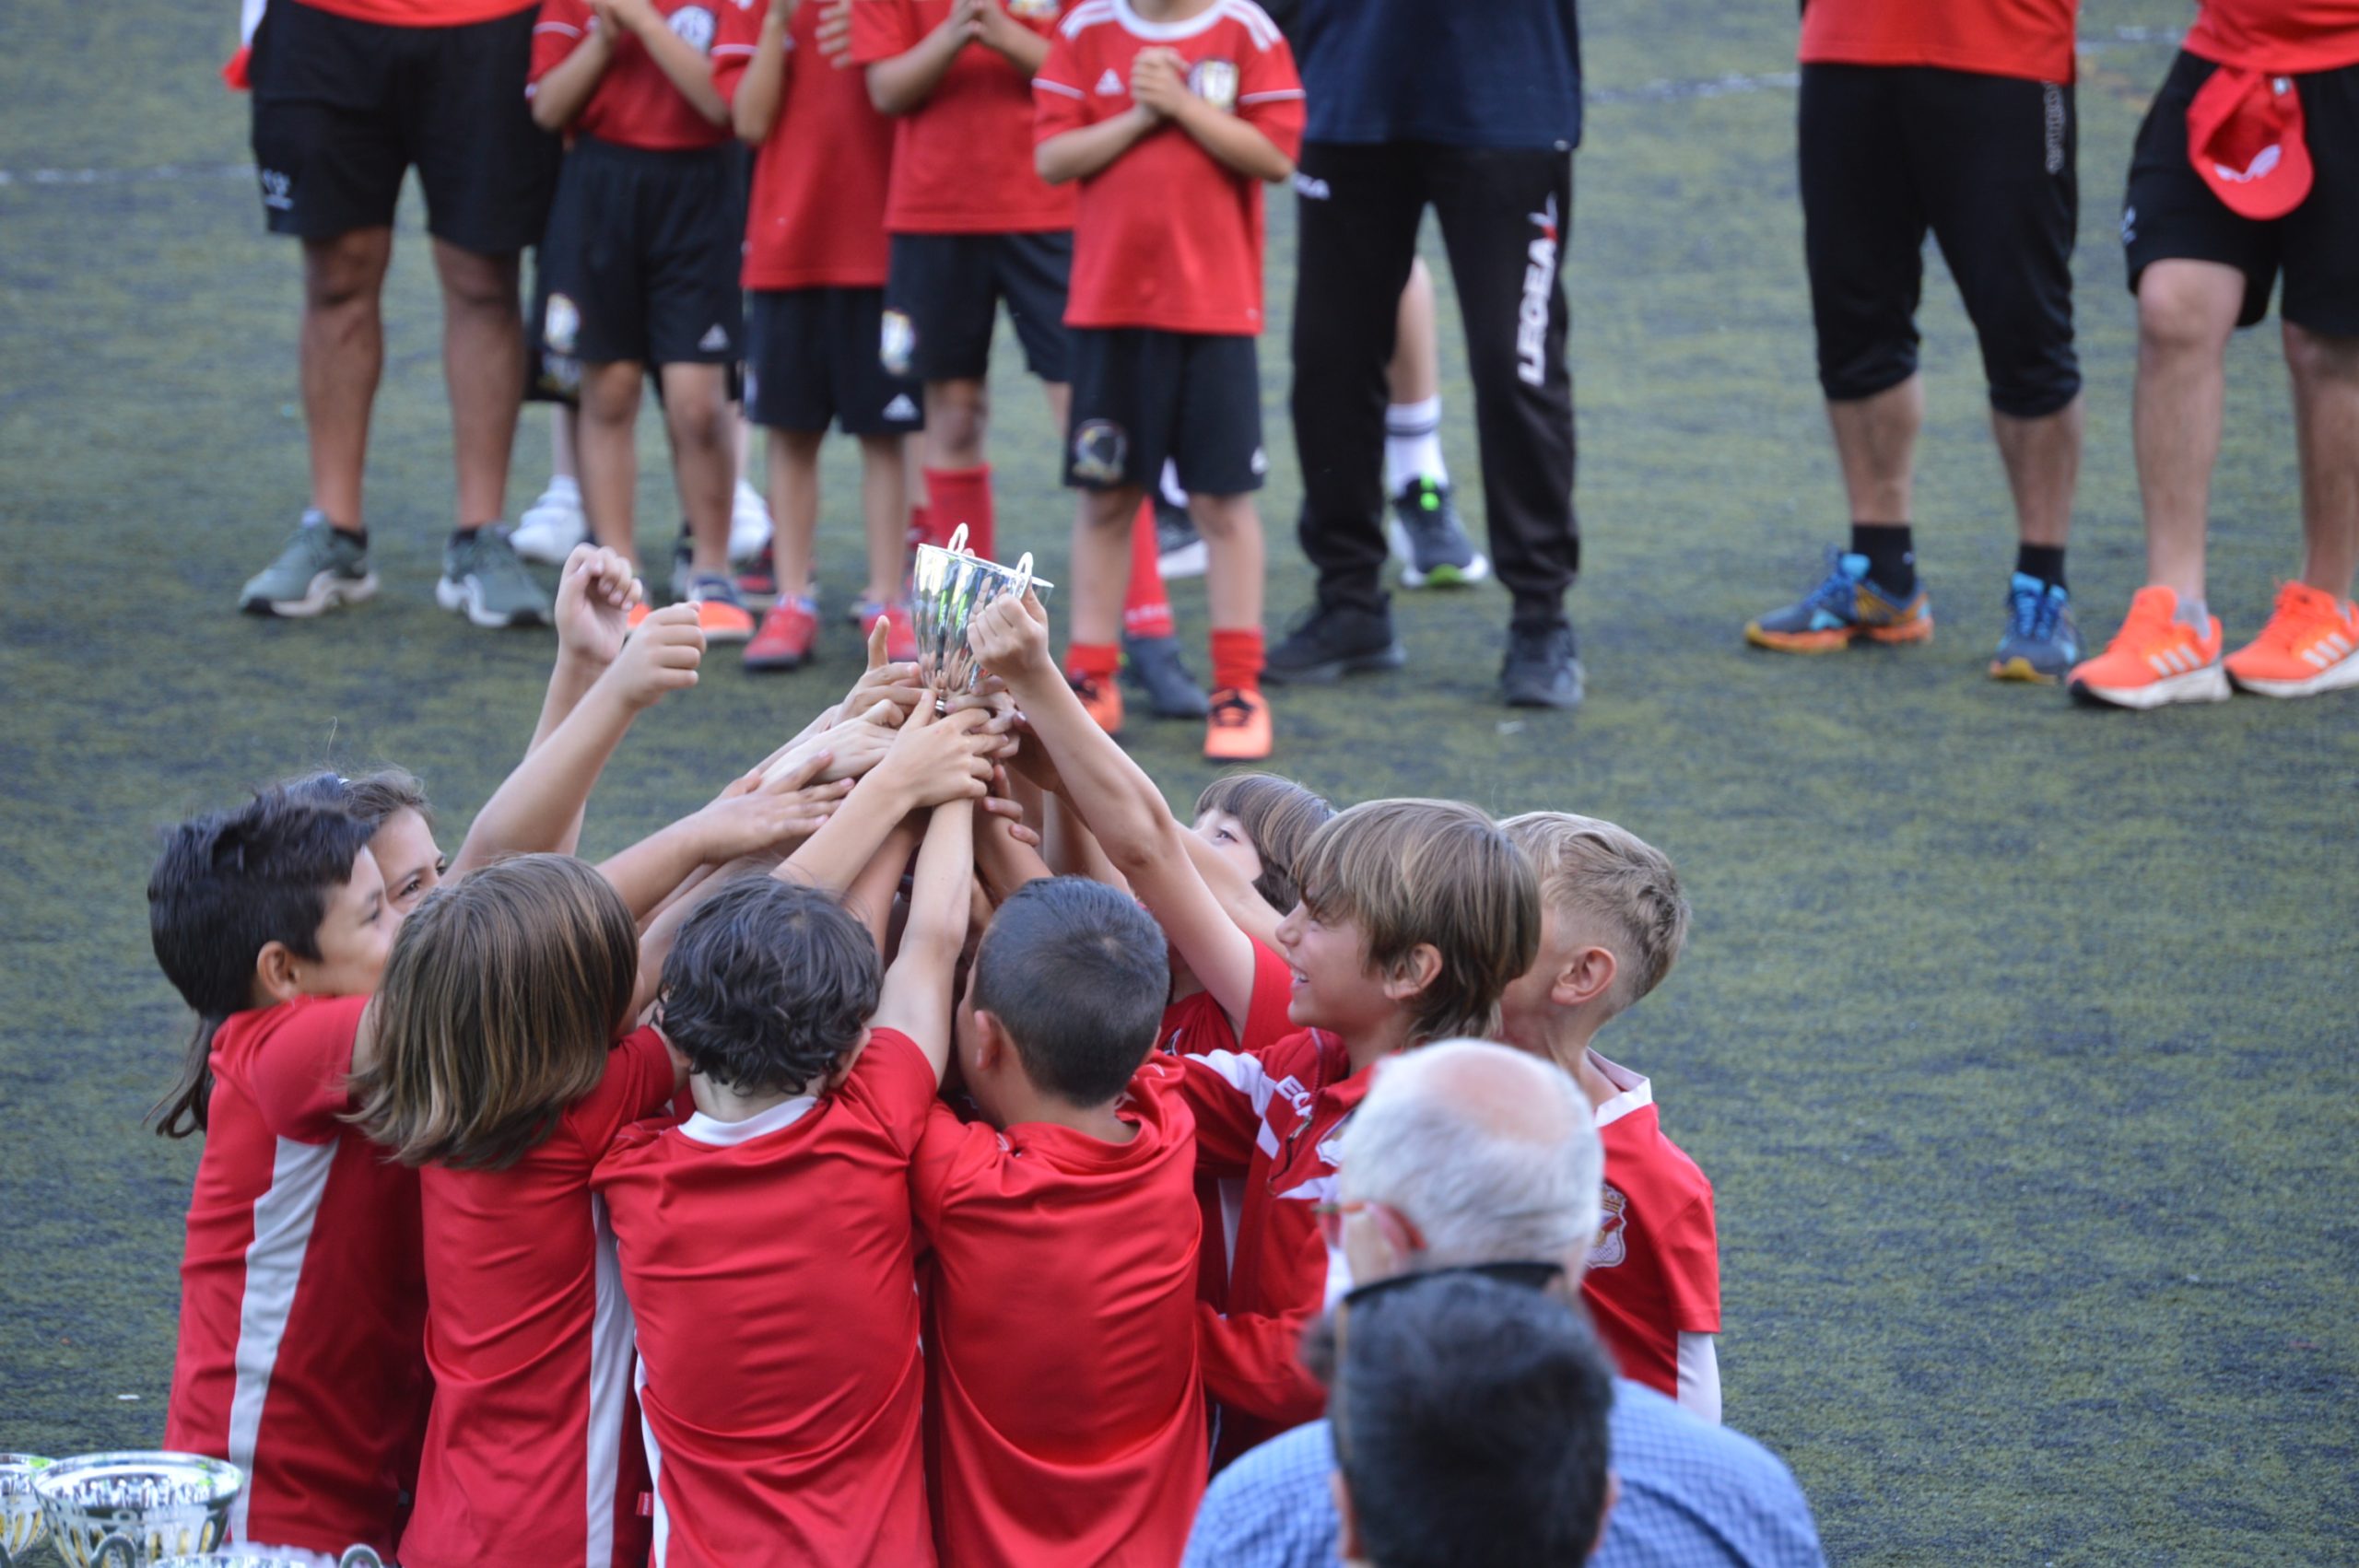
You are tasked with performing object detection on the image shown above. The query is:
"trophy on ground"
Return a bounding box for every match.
[1,1453,49,1568]
[910,523,1053,708]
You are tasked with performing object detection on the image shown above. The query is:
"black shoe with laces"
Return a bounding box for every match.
[1500,621,1584,708]
[1263,602,1407,685]
[1121,632,1212,718]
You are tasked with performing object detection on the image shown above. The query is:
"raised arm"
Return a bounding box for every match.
[596,754,851,919]
[774,701,997,893]
[869,797,975,1082]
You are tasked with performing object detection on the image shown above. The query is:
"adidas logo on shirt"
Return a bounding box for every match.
[1096,68,1123,96]
[698,324,730,352]
[883,393,919,422]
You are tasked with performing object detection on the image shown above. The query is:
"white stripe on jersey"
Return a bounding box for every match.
[1238,88,1306,103]
[225,1137,336,1543]
[585,1195,634,1568]
[1036,76,1086,97]
[1217,0,1284,50]
[1060,0,1118,38]
[637,1354,670,1568]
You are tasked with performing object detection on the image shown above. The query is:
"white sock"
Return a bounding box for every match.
[1159,458,1188,510]
[1384,395,1447,495]
[541,473,580,500]
[2176,595,2209,634]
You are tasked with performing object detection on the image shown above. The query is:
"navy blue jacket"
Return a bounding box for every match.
[1281,0,1582,149]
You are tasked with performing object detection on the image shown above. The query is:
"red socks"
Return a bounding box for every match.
[1210,627,1264,695]
[923,465,993,560]
[1065,640,1120,685]
[1121,497,1174,640]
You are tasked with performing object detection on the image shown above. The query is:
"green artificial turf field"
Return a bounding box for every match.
[2,1,2353,1561]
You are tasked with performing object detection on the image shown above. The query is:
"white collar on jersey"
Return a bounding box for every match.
[1588,1049,1655,1130]
[1113,0,1228,42]
[679,1095,818,1147]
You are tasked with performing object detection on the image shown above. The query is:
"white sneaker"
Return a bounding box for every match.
[513,479,586,564]
[731,480,773,562]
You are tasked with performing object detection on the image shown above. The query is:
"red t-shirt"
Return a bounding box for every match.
[2186,0,2359,73]
[1798,0,2079,85]
[399,1028,679,1568]
[850,0,1079,234]
[593,1029,939,1568]
[1579,1054,1720,1401]
[299,0,535,29]
[910,1059,1206,1566]
[165,995,429,1557]
[715,2,898,288]
[529,0,740,151]
[1035,0,1304,333]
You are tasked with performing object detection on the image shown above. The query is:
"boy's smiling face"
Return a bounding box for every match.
[1275,898,1390,1037]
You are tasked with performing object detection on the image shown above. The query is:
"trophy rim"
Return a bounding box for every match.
[30,1448,243,1511]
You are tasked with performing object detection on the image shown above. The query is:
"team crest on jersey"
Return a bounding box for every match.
[1007,0,1058,18]
[1189,58,1238,112]
[1072,420,1128,485]
[1587,1182,1628,1270]
[668,5,717,53]
[879,310,916,377]
[544,293,581,357]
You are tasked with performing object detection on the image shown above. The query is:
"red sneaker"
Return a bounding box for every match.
[745,594,818,671]
[2224,581,2359,699]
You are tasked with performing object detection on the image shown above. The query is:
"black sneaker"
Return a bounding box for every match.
[1121,632,1211,717]
[1156,499,1206,579]
[1500,622,1583,708]
[1264,603,1407,685]
[1388,478,1490,589]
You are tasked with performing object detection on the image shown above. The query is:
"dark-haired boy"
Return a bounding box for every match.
[912,876,1206,1565]
[594,799,973,1568]
[149,789,429,1555]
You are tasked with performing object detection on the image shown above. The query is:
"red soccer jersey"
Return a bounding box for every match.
[910,1059,1206,1566]
[714,1,898,287]
[301,0,536,29]
[165,995,429,1557]
[1798,0,2079,85]
[593,1029,938,1568]
[2187,0,2359,73]
[530,0,740,151]
[1579,1053,1721,1402]
[850,0,1079,234]
[398,1028,679,1568]
[1035,0,1305,333]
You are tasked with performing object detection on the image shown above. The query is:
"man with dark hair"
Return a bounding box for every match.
[1332,1271,1616,1568]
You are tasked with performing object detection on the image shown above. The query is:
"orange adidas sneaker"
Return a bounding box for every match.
[1203,687,1273,762]
[1071,671,1124,737]
[2224,581,2359,699]
[2067,586,2229,708]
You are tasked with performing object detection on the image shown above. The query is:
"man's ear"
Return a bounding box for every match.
[1380,942,1443,1004]
[253,941,304,1007]
[1552,944,1617,1010]
[1331,1468,1364,1564]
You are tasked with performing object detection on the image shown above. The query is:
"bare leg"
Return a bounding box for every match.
[2283,322,2359,600]
[300,228,394,532]
[1072,485,1144,647]
[662,363,735,578]
[924,378,988,469]
[1387,256,1440,404]
[432,239,525,528]
[577,361,645,571]
[2131,261,2247,602]
[767,427,825,602]
[859,433,910,604]
[1191,493,1265,632]
[551,403,578,482]
[1825,375,1921,524]
[1041,379,1071,438]
[1991,395,2082,549]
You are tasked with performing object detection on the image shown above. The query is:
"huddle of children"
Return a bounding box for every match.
[147,552,1717,1565]
[522,0,1303,765]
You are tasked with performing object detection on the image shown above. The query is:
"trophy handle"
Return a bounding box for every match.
[89,1535,139,1567]
[339,1549,388,1568]
[945,522,969,556]
[1009,553,1034,603]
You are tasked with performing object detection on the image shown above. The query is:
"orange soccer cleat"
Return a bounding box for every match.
[2067,586,2229,708]
[1203,686,1273,762]
[2223,581,2359,699]
[1071,671,1124,738]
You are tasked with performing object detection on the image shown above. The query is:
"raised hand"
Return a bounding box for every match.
[839,617,926,723]
[555,544,642,668]
[968,587,1053,683]
[607,603,706,709]
[870,701,996,808]
[692,754,855,860]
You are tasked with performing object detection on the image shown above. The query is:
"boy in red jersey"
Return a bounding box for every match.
[1497,812,1720,1422]
[147,789,427,1556]
[913,876,1206,1564]
[527,0,757,640]
[720,0,927,672]
[595,794,976,1568]
[1034,0,1303,760]
[851,0,1077,565]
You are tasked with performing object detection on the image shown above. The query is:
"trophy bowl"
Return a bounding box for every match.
[910,523,1055,706]
[155,1551,382,1568]
[1,1453,50,1567]
[30,1451,241,1567]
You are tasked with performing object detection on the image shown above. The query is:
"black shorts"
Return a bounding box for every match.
[745,288,925,437]
[1063,329,1264,495]
[536,137,743,369]
[249,0,557,252]
[884,231,1073,384]
[2122,52,2359,336]
[1799,64,2081,417]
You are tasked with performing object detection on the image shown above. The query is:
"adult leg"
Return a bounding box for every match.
[577,360,647,571]
[2131,261,2244,605]
[1992,402,2082,551]
[432,239,526,530]
[301,228,395,533]
[2283,323,2359,598]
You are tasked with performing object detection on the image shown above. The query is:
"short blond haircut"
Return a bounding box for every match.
[1503,813,1688,1016]
[1295,799,1540,1045]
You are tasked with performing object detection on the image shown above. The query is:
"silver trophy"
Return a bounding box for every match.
[1,1454,50,1567]
[29,1451,239,1567]
[155,1552,382,1568]
[910,523,1053,708]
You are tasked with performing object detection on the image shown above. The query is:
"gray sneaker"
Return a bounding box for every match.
[1387,478,1491,589]
[438,524,552,628]
[241,511,379,617]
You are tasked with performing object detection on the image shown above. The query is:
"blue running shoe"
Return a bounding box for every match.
[1990,572,2081,683]
[1744,546,1932,652]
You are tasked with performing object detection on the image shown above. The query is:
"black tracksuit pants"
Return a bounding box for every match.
[1289,141,1579,631]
